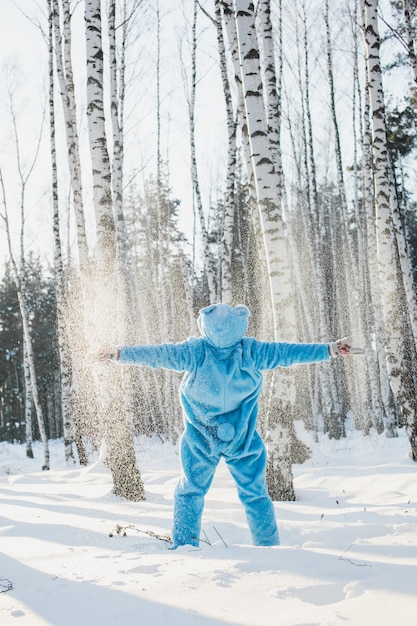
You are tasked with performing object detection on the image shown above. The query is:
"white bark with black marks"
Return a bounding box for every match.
[362,0,417,460]
[85,0,145,499]
[49,0,75,462]
[52,0,89,270]
[224,0,298,499]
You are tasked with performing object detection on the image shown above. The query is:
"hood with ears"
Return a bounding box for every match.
[197,303,250,349]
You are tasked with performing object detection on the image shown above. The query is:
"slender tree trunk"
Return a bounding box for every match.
[53,0,94,463]
[53,0,89,270]
[0,172,50,470]
[0,75,49,469]
[325,0,368,435]
[298,0,340,436]
[257,0,284,191]
[362,0,417,459]
[214,0,237,305]
[403,0,417,84]
[23,342,34,458]
[49,0,75,462]
[351,9,385,433]
[108,0,134,332]
[85,0,144,498]
[224,0,299,499]
[185,0,217,302]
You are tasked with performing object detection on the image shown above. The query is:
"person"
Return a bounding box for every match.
[98,303,364,548]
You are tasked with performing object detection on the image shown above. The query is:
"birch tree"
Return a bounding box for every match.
[349,4,388,433]
[22,343,33,457]
[220,0,302,499]
[108,0,143,331]
[324,0,368,436]
[0,172,50,470]
[183,0,217,302]
[0,64,50,468]
[390,0,417,83]
[48,0,74,461]
[213,0,237,304]
[85,0,144,499]
[286,1,341,438]
[362,0,417,460]
[400,0,417,81]
[52,0,89,269]
[52,0,98,465]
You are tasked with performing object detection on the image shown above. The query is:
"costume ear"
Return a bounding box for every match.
[199,304,217,316]
[234,305,250,318]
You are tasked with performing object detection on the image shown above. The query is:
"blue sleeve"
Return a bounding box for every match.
[119,340,198,372]
[246,339,331,370]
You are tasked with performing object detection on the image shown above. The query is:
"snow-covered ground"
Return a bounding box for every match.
[1,425,417,626]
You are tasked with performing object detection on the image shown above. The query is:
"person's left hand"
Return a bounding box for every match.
[329,337,364,357]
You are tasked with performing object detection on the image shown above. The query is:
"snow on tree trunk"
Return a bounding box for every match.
[85,0,144,499]
[362,0,417,460]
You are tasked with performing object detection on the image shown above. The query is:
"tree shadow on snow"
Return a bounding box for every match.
[0,553,236,626]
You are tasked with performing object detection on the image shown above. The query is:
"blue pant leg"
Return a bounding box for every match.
[172,431,219,548]
[225,431,280,546]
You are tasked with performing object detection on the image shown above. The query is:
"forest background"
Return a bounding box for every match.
[1,0,417,504]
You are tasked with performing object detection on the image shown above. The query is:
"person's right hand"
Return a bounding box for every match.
[97,346,116,362]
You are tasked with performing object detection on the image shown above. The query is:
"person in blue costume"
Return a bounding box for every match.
[99,303,363,548]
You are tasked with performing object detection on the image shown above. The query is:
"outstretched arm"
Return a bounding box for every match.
[97,341,197,372]
[248,336,364,370]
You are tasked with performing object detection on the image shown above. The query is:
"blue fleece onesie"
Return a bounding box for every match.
[118,304,331,548]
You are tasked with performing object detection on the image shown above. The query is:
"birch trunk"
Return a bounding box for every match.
[186,0,217,302]
[0,172,50,470]
[23,343,34,458]
[389,168,417,347]
[219,1,255,189]
[228,0,298,499]
[19,287,50,470]
[108,0,132,330]
[353,19,386,433]
[257,0,284,191]
[325,0,367,434]
[52,0,89,270]
[403,0,417,84]
[85,0,144,498]
[49,0,75,461]
[0,76,49,469]
[53,0,97,462]
[362,0,417,459]
[300,0,339,436]
[214,0,237,304]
